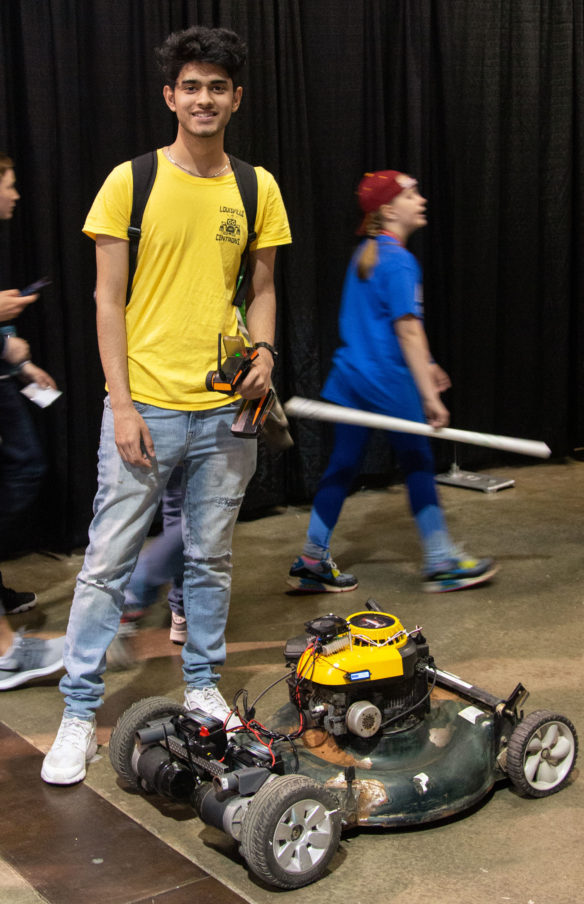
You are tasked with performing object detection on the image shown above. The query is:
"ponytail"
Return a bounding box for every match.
[356,209,384,280]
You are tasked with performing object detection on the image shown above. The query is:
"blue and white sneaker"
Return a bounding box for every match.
[0,632,65,690]
[423,556,498,593]
[287,554,358,593]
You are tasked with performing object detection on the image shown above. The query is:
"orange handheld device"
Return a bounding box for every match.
[206,334,275,438]
[205,334,258,395]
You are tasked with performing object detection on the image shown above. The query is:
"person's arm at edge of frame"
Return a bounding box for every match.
[95,234,155,468]
[238,245,277,399]
[0,292,56,387]
[0,290,38,321]
[394,313,450,429]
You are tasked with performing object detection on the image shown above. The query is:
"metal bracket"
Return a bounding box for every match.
[436,463,515,493]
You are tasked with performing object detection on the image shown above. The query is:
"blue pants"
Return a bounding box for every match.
[305,423,453,569]
[60,397,256,718]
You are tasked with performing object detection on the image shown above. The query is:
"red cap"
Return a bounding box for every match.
[356,170,418,236]
[357,170,417,212]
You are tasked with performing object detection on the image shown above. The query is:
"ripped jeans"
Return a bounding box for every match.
[60,396,256,719]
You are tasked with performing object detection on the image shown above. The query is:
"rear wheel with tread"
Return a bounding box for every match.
[240,774,341,889]
[109,696,186,789]
[506,710,578,797]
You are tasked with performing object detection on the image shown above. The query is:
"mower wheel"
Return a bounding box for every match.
[109,696,186,790]
[506,710,578,798]
[240,774,341,889]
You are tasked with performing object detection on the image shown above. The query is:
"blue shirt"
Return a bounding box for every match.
[322,236,425,421]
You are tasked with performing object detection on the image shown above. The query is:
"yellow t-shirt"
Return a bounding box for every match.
[83,149,292,410]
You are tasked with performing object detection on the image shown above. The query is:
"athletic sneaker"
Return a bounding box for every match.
[41,715,98,785]
[169,612,187,645]
[0,633,65,690]
[287,554,359,593]
[184,686,243,731]
[423,556,498,593]
[119,605,146,625]
[0,574,37,614]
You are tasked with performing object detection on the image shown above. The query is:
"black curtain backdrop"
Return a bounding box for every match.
[0,0,582,553]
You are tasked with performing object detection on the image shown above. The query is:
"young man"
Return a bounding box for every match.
[41,27,291,784]
[0,152,65,690]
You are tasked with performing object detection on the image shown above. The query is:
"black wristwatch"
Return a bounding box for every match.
[253,341,278,359]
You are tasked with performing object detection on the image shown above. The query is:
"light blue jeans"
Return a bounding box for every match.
[60,397,256,719]
[124,465,185,617]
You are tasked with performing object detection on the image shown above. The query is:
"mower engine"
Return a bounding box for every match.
[285,605,432,738]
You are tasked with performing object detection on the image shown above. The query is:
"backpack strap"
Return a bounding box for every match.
[126,151,257,308]
[127,151,158,304]
[228,155,258,308]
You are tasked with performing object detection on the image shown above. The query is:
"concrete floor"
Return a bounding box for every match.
[0,459,582,904]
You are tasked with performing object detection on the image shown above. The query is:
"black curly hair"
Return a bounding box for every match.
[155,26,247,87]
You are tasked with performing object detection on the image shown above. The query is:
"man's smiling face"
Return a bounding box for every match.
[163,62,242,139]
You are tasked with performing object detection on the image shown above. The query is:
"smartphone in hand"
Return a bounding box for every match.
[20,277,52,296]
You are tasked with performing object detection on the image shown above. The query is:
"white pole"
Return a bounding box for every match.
[283,397,551,459]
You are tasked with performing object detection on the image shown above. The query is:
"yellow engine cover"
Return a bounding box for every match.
[297,611,409,685]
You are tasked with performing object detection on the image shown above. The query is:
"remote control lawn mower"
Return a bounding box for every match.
[109,600,578,890]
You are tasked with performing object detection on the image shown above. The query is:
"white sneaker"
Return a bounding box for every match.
[184,686,243,731]
[41,715,98,785]
[169,612,187,645]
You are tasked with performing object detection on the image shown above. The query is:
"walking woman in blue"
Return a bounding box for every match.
[289,170,496,594]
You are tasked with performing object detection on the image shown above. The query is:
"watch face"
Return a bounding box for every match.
[348,613,396,630]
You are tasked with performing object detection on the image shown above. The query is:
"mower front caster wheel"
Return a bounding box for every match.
[240,774,341,889]
[506,710,578,797]
[109,696,186,789]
